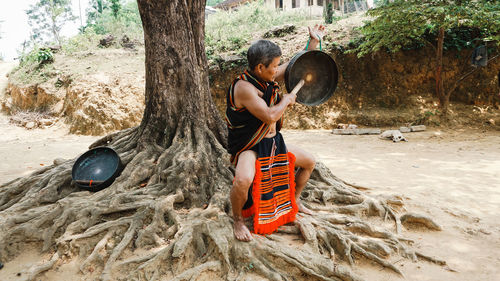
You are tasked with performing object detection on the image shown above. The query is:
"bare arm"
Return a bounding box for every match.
[274,62,289,82]
[234,81,295,124]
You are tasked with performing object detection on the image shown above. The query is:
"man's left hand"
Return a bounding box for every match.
[308,24,326,42]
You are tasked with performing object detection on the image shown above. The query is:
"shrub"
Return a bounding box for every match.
[35,48,54,64]
[10,47,56,85]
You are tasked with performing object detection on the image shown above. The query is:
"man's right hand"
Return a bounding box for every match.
[284,92,296,106]
[285,78,305,106]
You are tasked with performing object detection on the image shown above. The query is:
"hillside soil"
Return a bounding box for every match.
[3,13,500,135]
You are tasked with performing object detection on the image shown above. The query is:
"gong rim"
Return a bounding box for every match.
[285,50,338,106]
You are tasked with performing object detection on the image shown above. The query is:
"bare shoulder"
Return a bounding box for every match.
[234,80,260,108]
[234,80,257,96]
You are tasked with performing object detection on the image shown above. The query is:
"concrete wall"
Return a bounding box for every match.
[264,0,325,17]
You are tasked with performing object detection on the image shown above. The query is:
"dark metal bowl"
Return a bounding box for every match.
[72,147,122,192]
[285,50,338,106]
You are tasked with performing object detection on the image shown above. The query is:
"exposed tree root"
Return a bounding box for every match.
[0,125,445,281]
[400,212,442,231]
[21,252,59,281]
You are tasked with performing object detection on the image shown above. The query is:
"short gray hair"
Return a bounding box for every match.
[247,40,282,71]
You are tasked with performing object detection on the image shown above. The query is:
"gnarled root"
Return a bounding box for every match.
[400,212,442,231]
[0,126,444,281]
[20,252,59,281]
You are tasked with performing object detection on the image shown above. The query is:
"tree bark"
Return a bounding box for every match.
[136,0,226,147]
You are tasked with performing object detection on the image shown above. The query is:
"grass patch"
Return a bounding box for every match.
[205,0,314,57]
[9,48,58,85]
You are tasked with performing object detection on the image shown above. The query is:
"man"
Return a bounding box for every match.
[226,25,325,242]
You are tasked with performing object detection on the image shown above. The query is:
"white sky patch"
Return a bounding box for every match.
[0,0,88,61]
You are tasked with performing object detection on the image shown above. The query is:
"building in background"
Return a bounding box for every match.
[264,0,370,17]
[264,0,325,17]
[211,0,371,17]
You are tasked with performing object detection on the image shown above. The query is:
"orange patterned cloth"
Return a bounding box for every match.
[241,133,298,234]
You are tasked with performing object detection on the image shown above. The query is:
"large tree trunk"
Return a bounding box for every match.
[132,0,229,208]
[136,0,226,148]
[0,1,446,280]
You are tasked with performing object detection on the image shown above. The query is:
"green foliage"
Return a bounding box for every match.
[390,26,485,52]
[10,47,57,85]
[22,0,143,57]
[324,3,334,24]
[118,1,142,29]
[352,0,500,57]
[74,0,142,53]
[86,0,109,25]
[84,0,142,37]
[110,0,121,19]
[426,26,483,51]
[205,0,310,57]
[26,0,76,45]
[35,48,54,64]
[20,47,54,66]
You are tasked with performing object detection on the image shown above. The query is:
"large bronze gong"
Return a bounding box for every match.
[285,50,338,106]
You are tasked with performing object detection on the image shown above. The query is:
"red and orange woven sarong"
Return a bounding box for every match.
[241,133,298,234]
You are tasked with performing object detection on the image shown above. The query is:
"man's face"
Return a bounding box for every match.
[256,57,280,82]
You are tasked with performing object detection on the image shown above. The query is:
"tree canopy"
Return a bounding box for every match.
[26,0,76,45]
[354,0,500,57]
[86,0,110,26]
[352,0,499,111]
[84,0,141,34]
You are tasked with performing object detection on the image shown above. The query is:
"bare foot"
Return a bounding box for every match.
[234,220,252,242]
[297,201,313,215]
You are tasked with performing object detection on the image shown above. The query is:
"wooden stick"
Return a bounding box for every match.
[290,79,305,95]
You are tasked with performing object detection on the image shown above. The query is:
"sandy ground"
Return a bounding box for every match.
[0,62,99,182]
[284,129,500,281]
[1,62,500,280]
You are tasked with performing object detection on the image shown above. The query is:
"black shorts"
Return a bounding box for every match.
[249,132,287,156]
